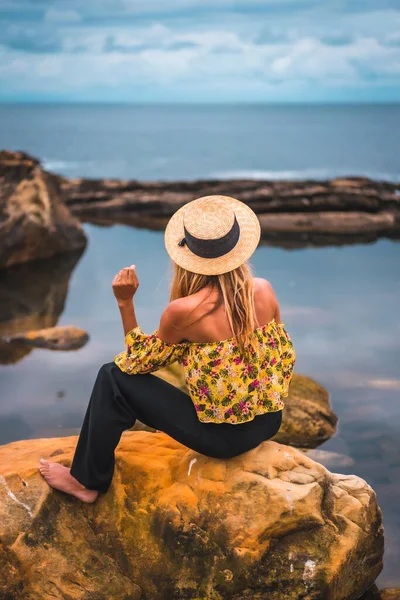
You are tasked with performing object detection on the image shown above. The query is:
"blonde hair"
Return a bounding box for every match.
[170,262,256,353]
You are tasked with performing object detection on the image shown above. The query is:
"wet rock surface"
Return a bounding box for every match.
[0,431,383,600]
[0,151,87,268]
[3,325,89,351]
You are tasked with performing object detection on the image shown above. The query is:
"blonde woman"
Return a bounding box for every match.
[39,196,296,503]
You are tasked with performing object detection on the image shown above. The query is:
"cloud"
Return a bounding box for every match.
[385,31,400,47]
[44,8,81,23]
[0,2,399,101]
[3,24,63,53]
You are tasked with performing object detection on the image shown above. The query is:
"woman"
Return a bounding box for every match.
[39,195,296,503]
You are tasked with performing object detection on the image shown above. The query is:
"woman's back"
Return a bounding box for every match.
[159,277,281,345]
[114,276,295,424]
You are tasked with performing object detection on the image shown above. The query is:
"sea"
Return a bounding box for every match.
[0,103,399,588]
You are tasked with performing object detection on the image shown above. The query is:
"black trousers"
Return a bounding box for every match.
[70,362,283,492]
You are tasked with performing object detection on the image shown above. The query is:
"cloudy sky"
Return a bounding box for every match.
[1,0,400,103]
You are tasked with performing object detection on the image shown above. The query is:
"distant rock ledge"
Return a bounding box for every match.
[59,168,400,248]
[2,150,400,249]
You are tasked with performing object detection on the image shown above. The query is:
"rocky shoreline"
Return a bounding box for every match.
[1,150,400,252]
[60,171,400,248]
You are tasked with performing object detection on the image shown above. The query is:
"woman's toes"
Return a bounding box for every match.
[38,462,50,478]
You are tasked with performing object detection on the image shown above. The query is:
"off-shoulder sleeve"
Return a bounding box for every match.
[278,324,296,397]
[114,326,188,375]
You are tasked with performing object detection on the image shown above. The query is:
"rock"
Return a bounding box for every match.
[156,367,338,449]
[257,210,398,248]
[58,172,400,247]
[0,150,87,268]
[3,151,399,248]
[361,587,400,600]
[379,591,400,600]
[3,325,89,351]
[0,431,383,600]
[273,373,338,449]
[0,251,83,364]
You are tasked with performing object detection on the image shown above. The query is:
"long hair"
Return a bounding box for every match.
[170,262,256,353]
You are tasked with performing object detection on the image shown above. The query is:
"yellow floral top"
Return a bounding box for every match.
[114,319,295,424]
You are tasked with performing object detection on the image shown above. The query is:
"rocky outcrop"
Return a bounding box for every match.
[3,151,400,249]
[273,373,338,449]
[0,151,87,268]
[59,172,400,248]
[0,431,383,600]
[0,251,83,363]
[3,325,89,351]
[156,366,337,449]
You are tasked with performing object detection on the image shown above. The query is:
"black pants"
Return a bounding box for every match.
[70,362,283,492]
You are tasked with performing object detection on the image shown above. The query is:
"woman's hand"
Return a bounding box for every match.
[112,265,139,305]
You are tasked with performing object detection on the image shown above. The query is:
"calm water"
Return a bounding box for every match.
[0,104,399,587]
[0,103,399,181]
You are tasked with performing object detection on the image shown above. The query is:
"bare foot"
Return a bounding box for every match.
[38,459,98,503]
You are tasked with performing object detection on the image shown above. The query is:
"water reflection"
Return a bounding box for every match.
[73,213,400,250]
[0,250,84,364]
[0,415,33,445]
[0,224,399,587]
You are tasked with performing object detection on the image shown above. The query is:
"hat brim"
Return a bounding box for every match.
[164,195,261,276]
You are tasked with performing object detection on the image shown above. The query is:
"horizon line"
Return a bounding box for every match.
[1,100,400,107]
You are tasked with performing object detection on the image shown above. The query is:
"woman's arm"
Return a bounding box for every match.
[112,268,189,375]
[112,265,139,336]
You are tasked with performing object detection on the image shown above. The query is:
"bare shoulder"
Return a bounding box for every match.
[161,297,192,327]
[157,296,194,343]
[253,277,280,323]
[254,277,276,298]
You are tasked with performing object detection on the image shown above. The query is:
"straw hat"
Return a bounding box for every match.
[164,195,261,275]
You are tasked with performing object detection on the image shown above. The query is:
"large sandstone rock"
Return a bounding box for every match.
[156,366,337,449]
[0,431,383,600]
[0,251,83,363]
[0,151,87,268]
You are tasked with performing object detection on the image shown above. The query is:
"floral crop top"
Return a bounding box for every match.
[114,319,296,425]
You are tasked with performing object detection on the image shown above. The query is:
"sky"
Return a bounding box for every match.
[0,0,400,103]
